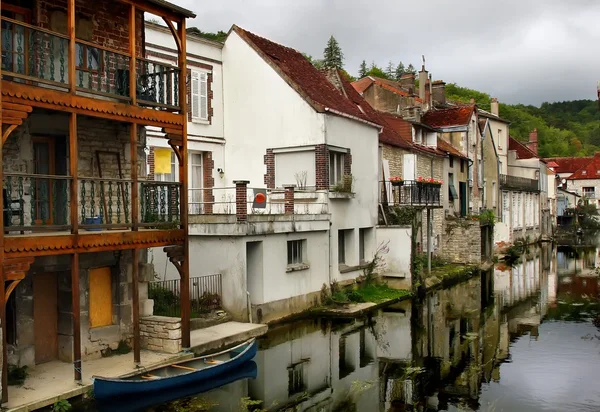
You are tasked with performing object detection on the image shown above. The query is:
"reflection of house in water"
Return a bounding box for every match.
[556,246,599,277]
[248,318,380,411]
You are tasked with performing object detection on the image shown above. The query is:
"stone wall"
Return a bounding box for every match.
[439,219,483,264]
[140,316,182,354]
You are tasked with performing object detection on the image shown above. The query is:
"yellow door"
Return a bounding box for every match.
[89,267,113,328]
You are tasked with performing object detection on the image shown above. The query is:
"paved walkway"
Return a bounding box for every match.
[5,350,189,412]
[190,321,268,355]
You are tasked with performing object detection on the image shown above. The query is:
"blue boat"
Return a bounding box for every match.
[95,361,258,412]
[93,339,257,400]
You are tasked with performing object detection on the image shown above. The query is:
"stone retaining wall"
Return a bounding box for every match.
[140,316,182,354]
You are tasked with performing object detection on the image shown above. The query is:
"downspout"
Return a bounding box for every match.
[324,115,332,287]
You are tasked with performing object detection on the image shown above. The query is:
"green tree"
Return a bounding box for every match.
[303,53,324,69]
[406,63,417,75]
[358,60,368,78]
[323,35,344,69]
[385,61,395,79]
[365,63,388,80]
[186,27,227,43]
[394,62,406,80]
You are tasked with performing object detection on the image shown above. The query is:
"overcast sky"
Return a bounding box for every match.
[170,0,600,106]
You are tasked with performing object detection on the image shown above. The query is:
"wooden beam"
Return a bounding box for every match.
[118,0,183,24]
[164,128,184,136]
[72,253,82,382]
[0,4,7,397]
[2,110,27,119]
[178,18,191,350]
[3,82,184,128]
[132,248,140,365]
[2,118,22,126]
[69,113,78,234]
[131,123,139,231]
[168,142,182,164]
[2,103,32,113]
[4,280,22,303]
[129,4,137,106]
[67,0,76,93]
[2,124,18,144]
[161,18,182,54]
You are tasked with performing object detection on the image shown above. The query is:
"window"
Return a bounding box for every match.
[338,230,346,264]
[189,152,203,214]
[329,151,345,186]
[287,240,304,265]
[497,129,503,149]
[448,173,457,201]
[583,187,595,199]
[288,363,305,396]
[492,182,497,207]
[460,159,465,173]
[359,228,366,262]
[89,267,113,328]
[156,151,178,182]
[191,70,208,121]
[449,157,454,168]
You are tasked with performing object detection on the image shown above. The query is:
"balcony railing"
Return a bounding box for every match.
[380,180,442,207]
[1,18,181,110]
[3,173,181,233]
[499,174,539,192]
[148,274,222,317]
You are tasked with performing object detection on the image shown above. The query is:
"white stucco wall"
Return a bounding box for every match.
[376,226,411,280]
[567,178,600,208]
[222,31,326,188]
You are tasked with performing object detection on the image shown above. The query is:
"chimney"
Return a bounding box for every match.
[424,76,432,109]
[399,73,415,91]
[527,128,538,155]
[469,98,475,104]
[418,65,428,101]
[491,97,499,116]
[432,80,446,106]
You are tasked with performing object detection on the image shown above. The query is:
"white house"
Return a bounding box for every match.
[145,24,381,323]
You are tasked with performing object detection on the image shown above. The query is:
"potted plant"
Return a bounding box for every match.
[417,177,443,186]
[389,176,404,187]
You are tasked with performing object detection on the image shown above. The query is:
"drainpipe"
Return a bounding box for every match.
[324,115,332,288]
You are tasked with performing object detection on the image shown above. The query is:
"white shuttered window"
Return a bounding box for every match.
[191,71,209,121]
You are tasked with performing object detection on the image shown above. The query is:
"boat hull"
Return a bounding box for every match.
[93,340,257,400]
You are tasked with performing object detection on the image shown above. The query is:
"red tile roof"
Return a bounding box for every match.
[232,26,370,123]
[351,76,423,103]
[543,157,593,174]
[421,105,476,129]
[509,136,538,160]
[437,137,468,159]
[566,153,600,180]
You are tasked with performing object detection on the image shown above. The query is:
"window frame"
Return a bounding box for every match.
[287,239,304,266]
[329,150,345,186]
[191,70,209,122]
[338,230,346,264]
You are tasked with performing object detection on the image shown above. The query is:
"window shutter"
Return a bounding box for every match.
[199,72,208,120]
[191,71,200,120]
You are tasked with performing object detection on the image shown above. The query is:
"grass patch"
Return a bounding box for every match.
[323,282,410,306]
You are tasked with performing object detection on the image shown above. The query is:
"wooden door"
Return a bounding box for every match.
[32,137,56,225]
[459,182,467,217]
[89,267,113,328]
[34,273,58,364]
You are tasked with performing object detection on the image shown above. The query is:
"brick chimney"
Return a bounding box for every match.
[527,128,538,155]
[491,97,499,116]
[432,80,446,105]
[399,73,415,92]
[418,65,428,101]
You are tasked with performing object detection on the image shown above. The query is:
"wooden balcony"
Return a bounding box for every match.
[2,174,184,258]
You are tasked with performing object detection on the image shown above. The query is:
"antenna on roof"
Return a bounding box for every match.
[422,55,425,67]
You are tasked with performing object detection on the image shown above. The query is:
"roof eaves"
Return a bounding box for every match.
[146,0,196,18]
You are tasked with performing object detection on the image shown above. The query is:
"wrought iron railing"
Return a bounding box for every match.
[75,40,131,99]
[1,18,70,88]
[140,182,181,226]
[148,274,222,317]
[3,173,71,231]
[380,180,442,207]
[499,174,539,192]
[1,18,181,109]
[79,178,132,228]
[136,58,180,109]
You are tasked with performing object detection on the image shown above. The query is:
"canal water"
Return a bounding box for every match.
[95,243,600,411]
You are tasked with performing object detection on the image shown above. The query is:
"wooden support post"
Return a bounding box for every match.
[132,248,140,365]
[69,113,78,233]
[427,208,431,276]
[67,0,76,93]
[129,4,137,105]
[72,253,81,382]
[130,123,138,230]
[177,18,190,349]
[0,4,7,397]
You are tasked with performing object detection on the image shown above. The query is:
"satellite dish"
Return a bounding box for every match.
[562,179,567,184]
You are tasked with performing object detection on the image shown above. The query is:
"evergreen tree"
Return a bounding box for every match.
[406,63,417,75]
[395,62,406,80]
[322,35,344,69]
[358,60,368,78]
[385,61,395,79]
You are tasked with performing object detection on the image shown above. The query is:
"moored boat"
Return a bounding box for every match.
[93,339,257,400]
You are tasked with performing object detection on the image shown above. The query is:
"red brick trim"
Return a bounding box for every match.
[264,149,275,189]
[315,144,329,190]
[344,149,352,176]
[145,50,177,64]
[202,152,214,214]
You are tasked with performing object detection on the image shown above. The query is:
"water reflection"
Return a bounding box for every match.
[159,243,600,411]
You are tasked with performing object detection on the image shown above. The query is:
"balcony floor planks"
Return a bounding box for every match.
[4,228,185,258]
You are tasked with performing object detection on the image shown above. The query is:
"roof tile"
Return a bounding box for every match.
[421,105,476,128]
[566,153,600,180]
[543,156,593,174]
